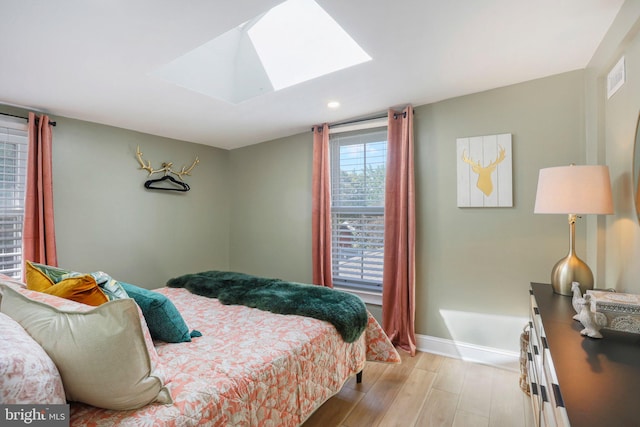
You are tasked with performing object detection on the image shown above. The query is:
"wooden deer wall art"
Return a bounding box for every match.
[136,146,199,192]
[456,134,512,207]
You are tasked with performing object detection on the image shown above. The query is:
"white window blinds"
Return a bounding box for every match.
[330,126,387,292]
[0,118,28,278]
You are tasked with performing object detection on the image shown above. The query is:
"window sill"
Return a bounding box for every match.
[334,286,382,306]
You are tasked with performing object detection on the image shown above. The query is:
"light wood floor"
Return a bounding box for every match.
[303,351,534,427]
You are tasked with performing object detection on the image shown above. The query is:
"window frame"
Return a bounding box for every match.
[0,116,29,279]
[329,118,387,305]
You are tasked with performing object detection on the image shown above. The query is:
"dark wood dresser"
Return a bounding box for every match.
[528,282,640,426]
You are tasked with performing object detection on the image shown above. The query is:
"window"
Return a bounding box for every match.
[330,125,387,294]
[0,117,28,278]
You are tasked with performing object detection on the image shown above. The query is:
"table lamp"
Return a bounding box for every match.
[534,165,613,296]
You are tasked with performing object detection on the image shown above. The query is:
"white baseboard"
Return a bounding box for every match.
[416,334,520,372]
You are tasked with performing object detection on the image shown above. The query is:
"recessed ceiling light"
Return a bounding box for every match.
[327,101,340,109]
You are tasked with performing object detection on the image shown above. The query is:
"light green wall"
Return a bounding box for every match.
[586,1,640,292]
[229,132,313,283]
[415,71,585,349]
[0,107,232,289]
[228,70,587,351]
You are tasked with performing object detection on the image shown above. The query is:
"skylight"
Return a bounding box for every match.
[152,0,371,104]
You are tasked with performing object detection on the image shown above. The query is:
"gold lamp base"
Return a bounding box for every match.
[550,214,594,296]
[551,253,594,296]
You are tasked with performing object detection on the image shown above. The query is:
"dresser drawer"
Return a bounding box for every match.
[529,285,570,427]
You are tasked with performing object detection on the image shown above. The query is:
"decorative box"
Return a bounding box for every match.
[586,290,640,334]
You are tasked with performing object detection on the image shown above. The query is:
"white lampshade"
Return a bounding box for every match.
[534,165,613,215]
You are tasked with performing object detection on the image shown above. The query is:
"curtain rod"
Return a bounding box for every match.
[331,113,387,128]
[311,114,385,132]
[311,109,412,132]
[0,112,57,127]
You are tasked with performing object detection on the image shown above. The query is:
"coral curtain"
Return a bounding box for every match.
[311,123,333,288]
[382,105,416,355]
[23,112,57,270]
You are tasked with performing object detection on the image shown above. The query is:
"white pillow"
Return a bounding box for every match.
[0,312,66,404]
[0,284,172,410]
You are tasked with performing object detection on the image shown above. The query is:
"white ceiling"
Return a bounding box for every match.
[0,0,624,150]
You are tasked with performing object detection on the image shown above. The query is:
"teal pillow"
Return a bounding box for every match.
[119,282,201,343]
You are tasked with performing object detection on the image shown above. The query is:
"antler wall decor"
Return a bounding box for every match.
[136,146,199,180]
[461,145,506,197]
[456,133,513,208]
[136,146,199,192]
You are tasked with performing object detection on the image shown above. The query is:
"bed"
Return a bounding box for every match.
[0,270,400,427]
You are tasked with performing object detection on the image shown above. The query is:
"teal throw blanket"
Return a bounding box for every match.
[166,271,367,343]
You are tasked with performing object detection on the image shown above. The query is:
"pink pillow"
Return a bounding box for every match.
[0,312,66,404]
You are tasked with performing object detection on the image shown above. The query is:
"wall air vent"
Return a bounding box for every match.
[607,56,625,99]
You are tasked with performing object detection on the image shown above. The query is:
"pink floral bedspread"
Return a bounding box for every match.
[71,287,400,426]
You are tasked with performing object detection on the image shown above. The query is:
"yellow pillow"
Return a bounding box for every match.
[25,262,108,306]
[25,261,56,292]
